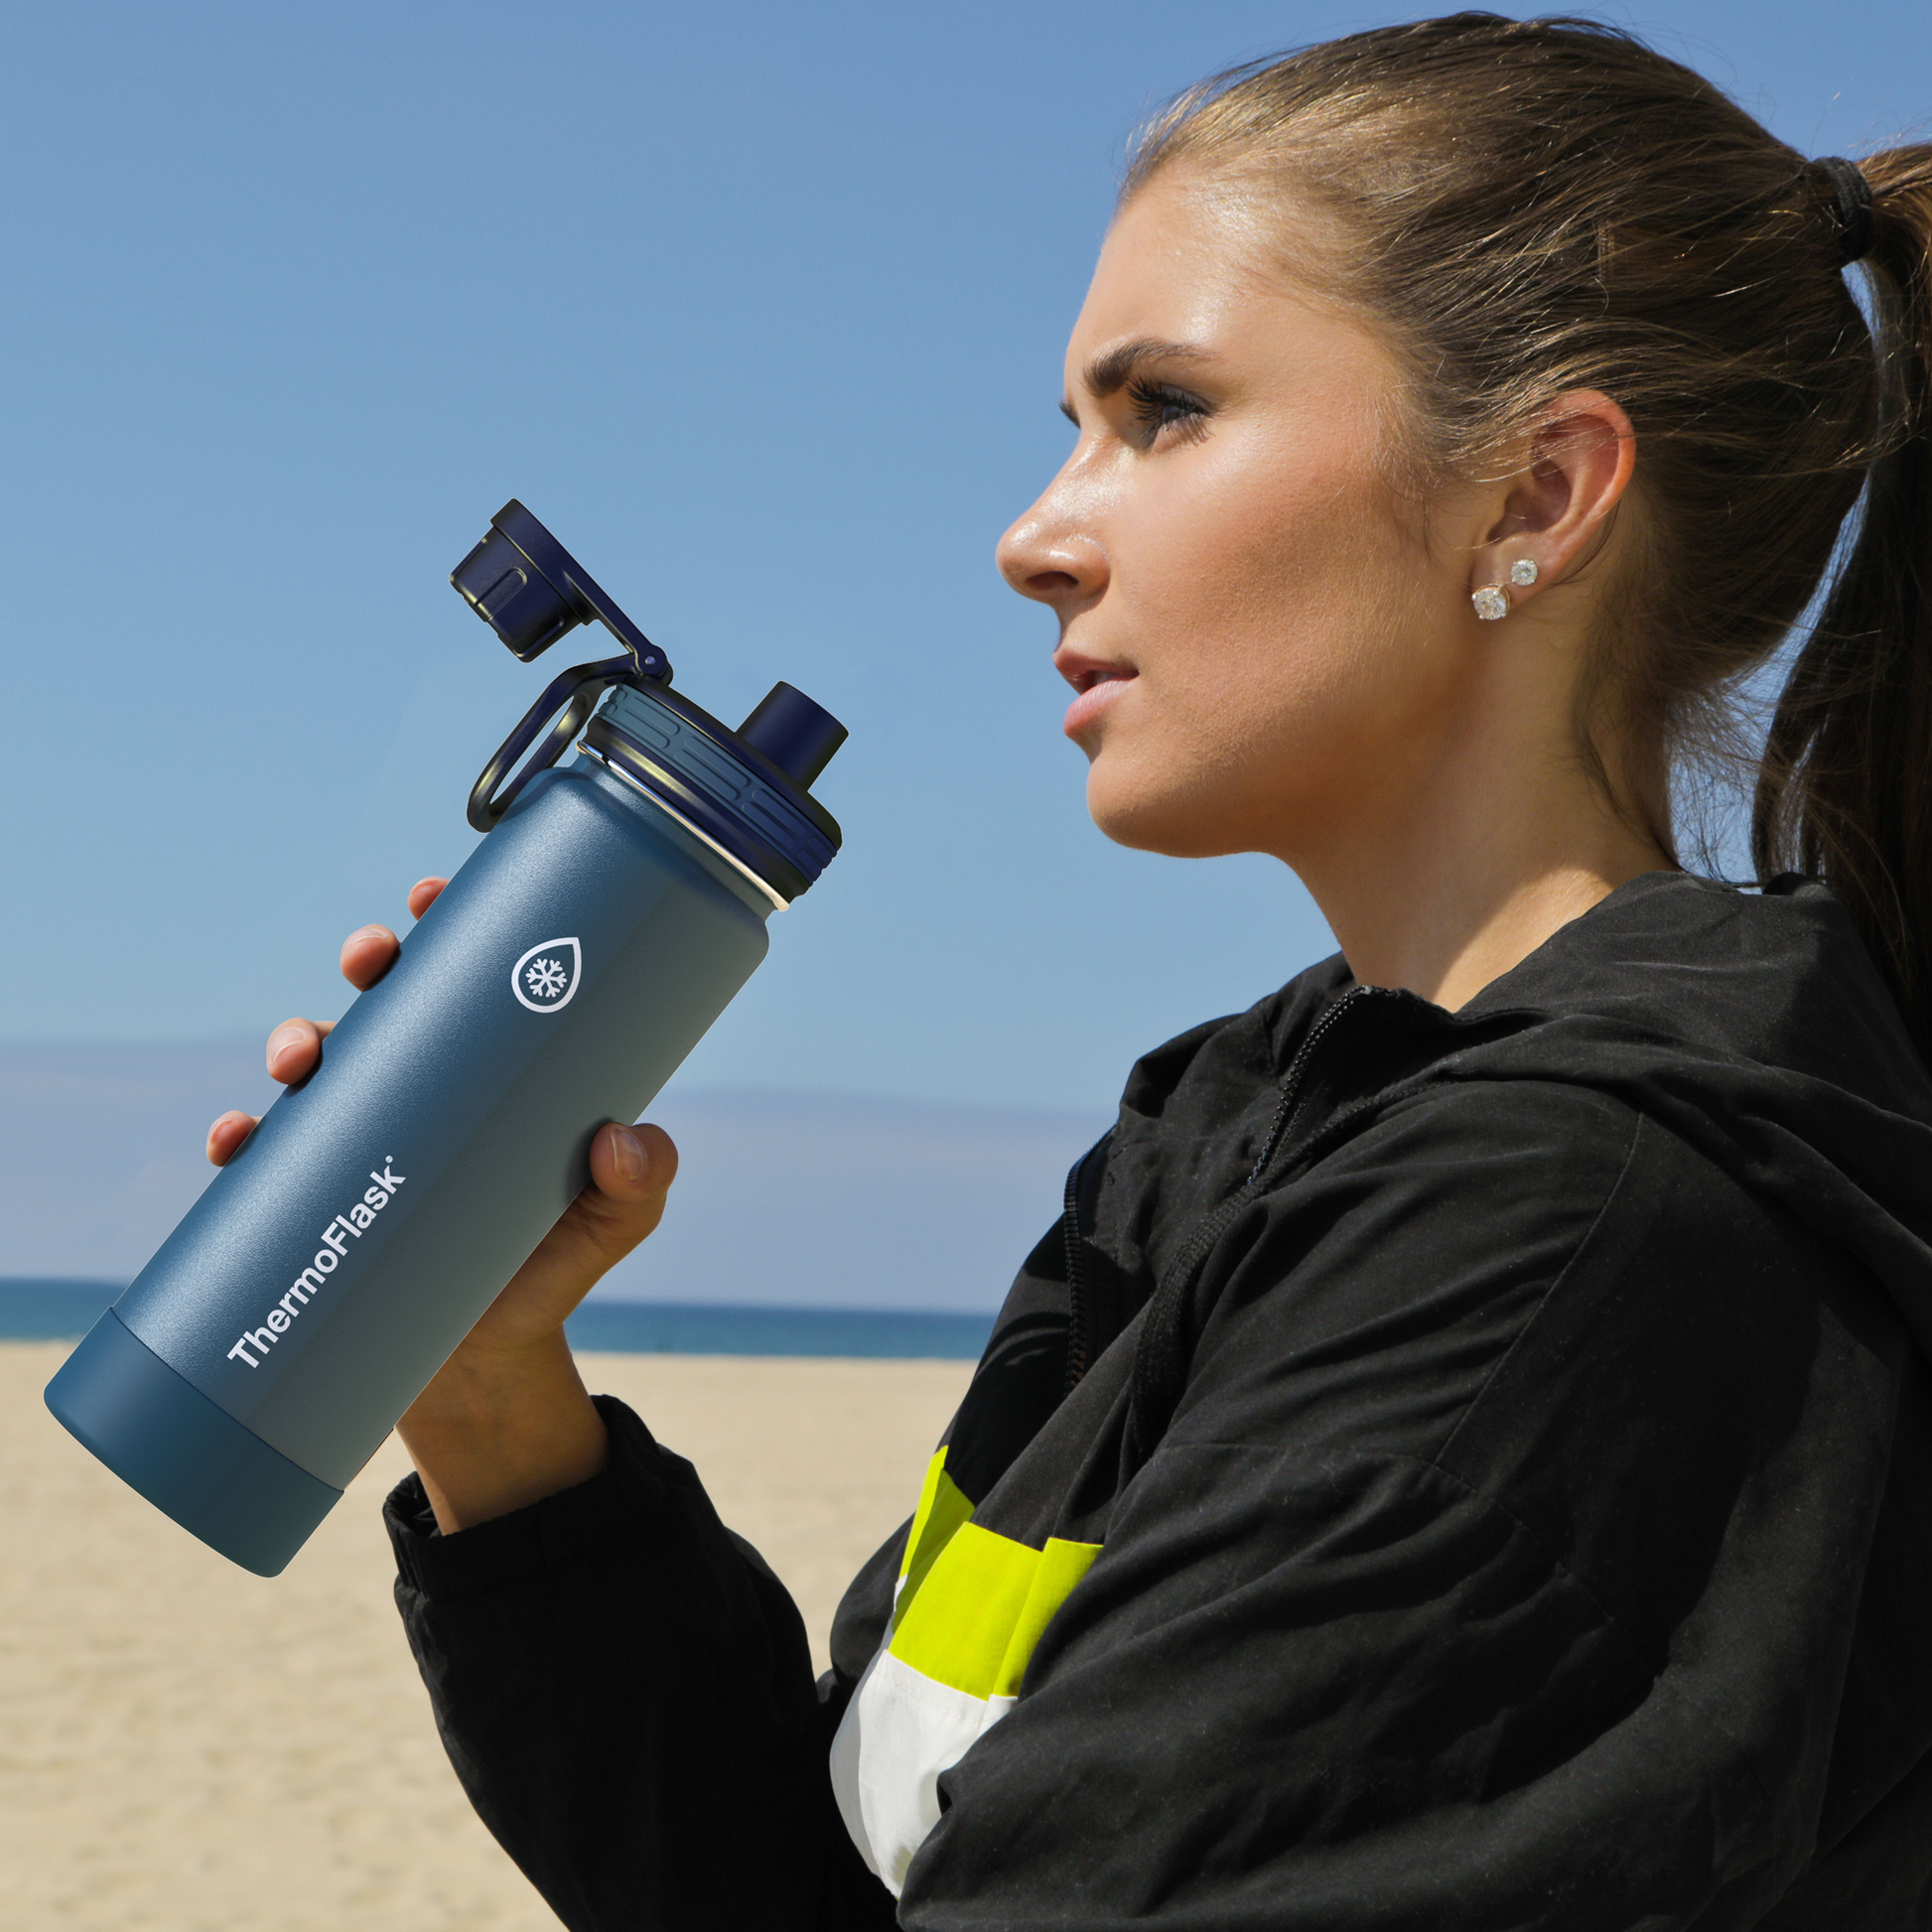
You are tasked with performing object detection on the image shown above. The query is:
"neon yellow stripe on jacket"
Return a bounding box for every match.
[897,1450,975,1608]
[889,1452,1102,1701]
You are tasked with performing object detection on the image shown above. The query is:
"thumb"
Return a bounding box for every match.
[566,1121,680,1270]
[591,1121,679,1203]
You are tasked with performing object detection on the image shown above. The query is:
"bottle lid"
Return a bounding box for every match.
[585,682,844,901]
[451,503,848,890]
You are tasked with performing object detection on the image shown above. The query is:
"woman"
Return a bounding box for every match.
[211,14,1932,1927]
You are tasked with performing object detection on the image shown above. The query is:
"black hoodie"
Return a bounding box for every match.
[386,872,1932,1930]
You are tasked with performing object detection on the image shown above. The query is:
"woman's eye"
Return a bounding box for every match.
[1126,378,1210,443]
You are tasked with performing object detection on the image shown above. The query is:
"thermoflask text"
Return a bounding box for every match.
[46,501,847,1575]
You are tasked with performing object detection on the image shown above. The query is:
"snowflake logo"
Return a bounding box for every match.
[524,956,569,1001]
[510,936,582,1014]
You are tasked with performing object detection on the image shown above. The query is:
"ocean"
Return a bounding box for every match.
[0,1280,995,1361]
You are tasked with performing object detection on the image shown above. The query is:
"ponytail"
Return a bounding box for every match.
[1754,147,1932,1046]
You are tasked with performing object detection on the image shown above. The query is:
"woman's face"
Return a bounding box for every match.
[997,172,1490,862]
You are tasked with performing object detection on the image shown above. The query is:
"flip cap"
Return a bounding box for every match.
[451,501,670,678]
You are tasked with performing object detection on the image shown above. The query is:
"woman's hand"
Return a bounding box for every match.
[206,875,681,1533]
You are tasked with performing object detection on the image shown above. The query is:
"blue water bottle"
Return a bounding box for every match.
[46,501,847,1576]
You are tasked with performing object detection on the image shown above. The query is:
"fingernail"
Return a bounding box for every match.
[610,1126,646,1183]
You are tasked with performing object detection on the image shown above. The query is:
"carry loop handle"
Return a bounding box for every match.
[468,653,640,833]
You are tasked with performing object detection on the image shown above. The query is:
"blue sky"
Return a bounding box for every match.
[3,0,1925,1113]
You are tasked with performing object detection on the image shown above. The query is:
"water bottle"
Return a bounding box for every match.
[46,501,847,1576]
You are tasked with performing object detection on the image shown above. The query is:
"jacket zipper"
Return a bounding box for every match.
[1066,989,1376,1403]
[1062,1150,1093,1394]
[1246,985,1377,1188]
[1123,984,1384,1465]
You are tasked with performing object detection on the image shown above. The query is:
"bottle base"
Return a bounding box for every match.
[45,1311,343,1577]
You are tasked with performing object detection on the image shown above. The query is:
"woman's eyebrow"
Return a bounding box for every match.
[1060,338,1218,421]
[1082,337,1217,398]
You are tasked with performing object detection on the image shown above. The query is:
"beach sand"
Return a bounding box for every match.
[0,1340,971,1930]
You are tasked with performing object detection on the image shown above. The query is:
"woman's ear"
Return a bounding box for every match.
[1470,389,1637,608]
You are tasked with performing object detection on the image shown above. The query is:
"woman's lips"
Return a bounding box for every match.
[1062,668,1135,740]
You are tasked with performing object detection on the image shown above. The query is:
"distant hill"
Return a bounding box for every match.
[0,1042,1107,1311]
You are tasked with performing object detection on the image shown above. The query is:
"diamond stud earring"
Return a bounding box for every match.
[1471,585,1510,621]
[1510,558,1540,588]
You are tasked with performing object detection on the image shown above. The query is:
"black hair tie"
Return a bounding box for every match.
[1816,156,1874,268]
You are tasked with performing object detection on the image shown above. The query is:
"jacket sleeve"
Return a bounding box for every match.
[386,1395,899,1932]
[896,1090,1920,1930]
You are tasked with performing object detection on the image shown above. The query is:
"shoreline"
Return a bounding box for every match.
[0,1280,996,1360]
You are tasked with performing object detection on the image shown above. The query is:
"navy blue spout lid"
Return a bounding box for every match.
[585,683,842,901]
[452,501,848,887]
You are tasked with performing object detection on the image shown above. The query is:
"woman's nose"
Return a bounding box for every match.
[996,495,1108,608]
